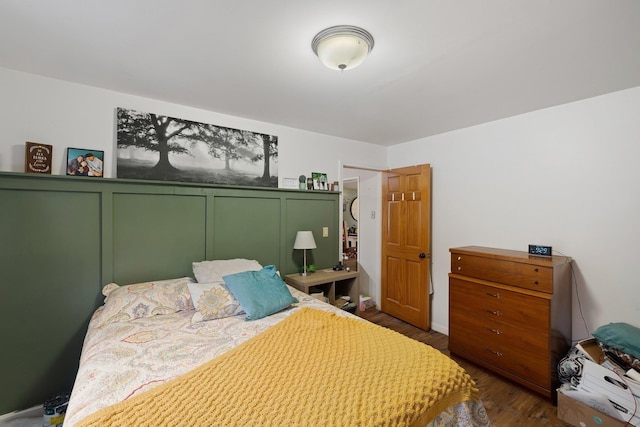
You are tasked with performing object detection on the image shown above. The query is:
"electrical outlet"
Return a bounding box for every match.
[371,211,375,219]
[322,227,328,237]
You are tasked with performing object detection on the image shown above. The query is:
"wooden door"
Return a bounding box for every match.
[381,164,431,330]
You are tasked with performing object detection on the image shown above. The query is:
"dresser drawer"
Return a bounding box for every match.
[449,317,550,388]
[449,309,548,358]
[451,253,553,293]
[449,277,550,334]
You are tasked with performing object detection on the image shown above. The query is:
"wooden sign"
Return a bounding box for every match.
[25,142,52,174]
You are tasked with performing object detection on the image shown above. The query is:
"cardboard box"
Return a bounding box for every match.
[576,338,605,364]
[578,359,640,425]
[344,258,357,271]
[557,389,627,427]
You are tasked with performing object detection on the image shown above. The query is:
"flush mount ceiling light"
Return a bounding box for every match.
[311,25,374,71]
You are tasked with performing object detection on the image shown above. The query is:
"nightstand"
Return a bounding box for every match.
[284,269,359,313]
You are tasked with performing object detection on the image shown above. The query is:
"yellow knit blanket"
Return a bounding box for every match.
[77,308,478,427]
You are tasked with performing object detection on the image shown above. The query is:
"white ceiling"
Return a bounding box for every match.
[1,1,639,146]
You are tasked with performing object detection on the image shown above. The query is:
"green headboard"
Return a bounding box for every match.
[0,172,340,414]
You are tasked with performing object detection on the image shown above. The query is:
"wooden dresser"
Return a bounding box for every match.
[448,246,572,400]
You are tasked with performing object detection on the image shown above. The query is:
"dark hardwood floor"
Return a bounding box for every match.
[358,309,571,427]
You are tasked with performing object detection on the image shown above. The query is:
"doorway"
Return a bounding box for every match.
[341,167,383,309]
[342,178,358,271]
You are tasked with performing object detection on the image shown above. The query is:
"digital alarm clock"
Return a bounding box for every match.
[528,244,552,256]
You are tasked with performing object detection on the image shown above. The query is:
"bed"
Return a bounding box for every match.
[64,259,490,427]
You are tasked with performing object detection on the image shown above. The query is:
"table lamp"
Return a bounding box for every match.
[294,230,317,276]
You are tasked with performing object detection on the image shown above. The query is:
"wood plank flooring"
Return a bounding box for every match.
[358,309,571,427]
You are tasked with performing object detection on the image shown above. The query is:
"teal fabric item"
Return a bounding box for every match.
[593,322,640,359]
[223,265,298,320]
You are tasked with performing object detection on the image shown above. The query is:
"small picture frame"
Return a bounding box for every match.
[281,177,299,189]
[25,141,53,174]
[66,148,104,177]
[312,172,328,190]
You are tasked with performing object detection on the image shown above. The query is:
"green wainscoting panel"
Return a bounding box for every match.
[211,196,281,267]
[0,188,102,413]
[112,193,207,284]
[0,172,339,414]
[285,197,340,274]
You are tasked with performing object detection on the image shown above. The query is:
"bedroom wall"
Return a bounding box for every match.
[5,66,637,352]
[0,65,388,284]
[0,66,387,313]
[0,66,387,201]
[388,85,640,341]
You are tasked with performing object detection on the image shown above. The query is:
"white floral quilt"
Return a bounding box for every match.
[65,286,489,427]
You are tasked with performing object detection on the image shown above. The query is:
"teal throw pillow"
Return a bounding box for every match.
[223,265,298,320]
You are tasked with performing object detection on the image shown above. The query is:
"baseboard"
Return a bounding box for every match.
[431,321,448,336]
[0,405,41,422]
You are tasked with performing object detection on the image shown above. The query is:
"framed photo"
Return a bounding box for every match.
[312,172,328,190]
[116,108,278,187]
[67,148,104,177]
[281,177,299,189]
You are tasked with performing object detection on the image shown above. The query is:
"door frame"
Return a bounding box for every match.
[340,162,385,309]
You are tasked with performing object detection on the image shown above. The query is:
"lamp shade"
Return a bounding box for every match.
[312,25,374,71]
[293,231,317,250]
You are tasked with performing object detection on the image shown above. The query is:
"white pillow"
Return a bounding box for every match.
[192,258,263,283]
[187,281,244,322]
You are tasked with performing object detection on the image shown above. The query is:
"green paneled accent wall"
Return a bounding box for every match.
[112,193,208,284]
[0,173,339,414]
[285,198,339,274]
[212,196,282,266]
[0,188,102,414]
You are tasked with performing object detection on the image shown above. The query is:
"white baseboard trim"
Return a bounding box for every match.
[0,405,41,422]
[431,321,448,336]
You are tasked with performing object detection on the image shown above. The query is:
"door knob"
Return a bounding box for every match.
[419,253,426,259]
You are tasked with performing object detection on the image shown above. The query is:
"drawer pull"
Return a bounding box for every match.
[534,268,539,272]
[457,266,462,271]
[534,281,539,285]
[457,256,462,261]
[484,309,502,316]
[485,292,500,298]
[484,326,502,335]
[485,347,503,357]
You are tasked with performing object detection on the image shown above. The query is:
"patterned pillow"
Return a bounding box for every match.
[192,258,263,283]
[187,281,244,322]
[93,277,195,327]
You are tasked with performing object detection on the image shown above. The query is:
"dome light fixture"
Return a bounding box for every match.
[311,25,374,71]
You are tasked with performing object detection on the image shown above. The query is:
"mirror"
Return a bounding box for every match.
[350,197,359,221]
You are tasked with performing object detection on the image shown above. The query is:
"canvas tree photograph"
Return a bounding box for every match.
[116,108,278,187]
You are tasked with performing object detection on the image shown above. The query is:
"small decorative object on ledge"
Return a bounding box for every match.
[66,148,104,177]
[25,141,52,174]
[281,177,298,189]
[312,172,328,190]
